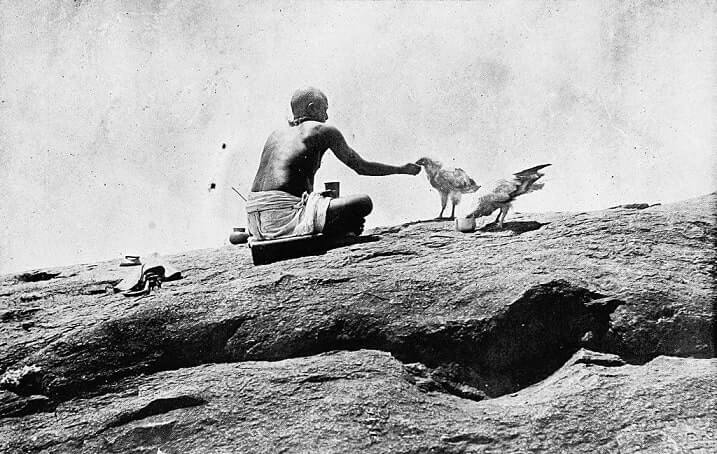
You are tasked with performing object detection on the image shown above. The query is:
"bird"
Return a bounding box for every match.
[467,164,551,229]
[415,157,481,219]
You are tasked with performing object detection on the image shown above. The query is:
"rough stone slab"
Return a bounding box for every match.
[0,194,714,451]
[1,350,714,453]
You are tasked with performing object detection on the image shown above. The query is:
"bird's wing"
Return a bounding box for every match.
[470,165,550,217]
[433,168,480,193]
[429,171,452,193]
[467,179,515,217]
[508,164,551,197]
[452,168,481,192]
[491,179,519,202]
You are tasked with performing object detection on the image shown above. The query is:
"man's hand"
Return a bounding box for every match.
[401,163,421,175]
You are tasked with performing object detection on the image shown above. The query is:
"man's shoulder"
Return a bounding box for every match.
[301,121,337,132]
[305,122,342,140]
[297,121,340,142]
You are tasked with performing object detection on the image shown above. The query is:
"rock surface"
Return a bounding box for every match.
[2,349,715,453]
[1,194,715,453]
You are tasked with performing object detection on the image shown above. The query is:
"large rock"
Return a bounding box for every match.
[0,194,714,452]
[1,349,715,453]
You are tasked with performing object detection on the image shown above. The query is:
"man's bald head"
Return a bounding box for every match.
[290,87,328,123]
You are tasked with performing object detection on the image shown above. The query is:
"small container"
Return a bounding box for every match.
[119,255,141,267]
[229,227,250,245]
[456,217,476,233]
[324,181,340,198]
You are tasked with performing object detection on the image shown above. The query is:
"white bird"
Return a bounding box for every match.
[468,164,551,228]
[416,157,481,219]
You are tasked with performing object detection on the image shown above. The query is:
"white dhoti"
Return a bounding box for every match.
[246,190,332,240]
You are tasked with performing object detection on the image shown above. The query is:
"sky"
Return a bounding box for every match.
[0,0,714,274]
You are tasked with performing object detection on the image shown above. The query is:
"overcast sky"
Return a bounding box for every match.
[1,0,714,274]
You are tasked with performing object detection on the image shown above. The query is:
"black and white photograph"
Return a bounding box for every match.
[1,1,715,452]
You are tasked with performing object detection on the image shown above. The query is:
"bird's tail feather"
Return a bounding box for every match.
[514,163,551,176]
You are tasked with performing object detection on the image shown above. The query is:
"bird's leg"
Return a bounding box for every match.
[494,210,502,224]
[498,206,510,229]
[437,192,448,219]
[447,193,460,220]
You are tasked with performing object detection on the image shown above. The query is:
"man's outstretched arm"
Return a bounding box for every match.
[322,125,420,176]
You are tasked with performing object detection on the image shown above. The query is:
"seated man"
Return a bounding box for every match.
[247,87,421,240]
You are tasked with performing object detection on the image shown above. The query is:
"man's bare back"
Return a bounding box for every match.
[251,122,332,197]
[251,121,418,196]
[249,87,420,236]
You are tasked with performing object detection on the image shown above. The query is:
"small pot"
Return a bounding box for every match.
[229,227,250,244]
[455,217,476,233]
[324,181,340,198]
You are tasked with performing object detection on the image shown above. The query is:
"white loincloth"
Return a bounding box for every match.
[246,190,332,240]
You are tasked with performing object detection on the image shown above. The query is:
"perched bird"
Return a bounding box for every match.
[467,164,551,228]
[416,157,481,219]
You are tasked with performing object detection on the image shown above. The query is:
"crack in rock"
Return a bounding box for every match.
[227,280,624,397]
[104,395,206,429]
[565,349,626,368]
[352,249,419,263]
[441,432,497,444]
[0,391,51,418]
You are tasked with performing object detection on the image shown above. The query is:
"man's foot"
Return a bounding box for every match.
[351,217,365,235]
[325,217,364,238]
[351,224,364,236]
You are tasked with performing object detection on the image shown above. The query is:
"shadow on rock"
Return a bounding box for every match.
[479,221,547,234]
[325,234,381,252]
[15,271,62,283]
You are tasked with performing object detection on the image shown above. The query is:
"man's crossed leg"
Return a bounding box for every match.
[323,194,373,236]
